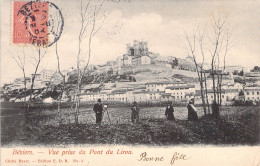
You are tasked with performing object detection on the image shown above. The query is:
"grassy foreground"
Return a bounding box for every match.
[2,106,259,146]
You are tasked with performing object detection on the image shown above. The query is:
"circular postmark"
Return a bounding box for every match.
[17,1,64,47]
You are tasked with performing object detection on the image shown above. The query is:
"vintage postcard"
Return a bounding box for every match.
[1,0,259,165]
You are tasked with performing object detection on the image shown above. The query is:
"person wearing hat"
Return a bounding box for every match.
[187,98,198,121]
[131,101,140,124]
[165,102,175,121]
[93,99,104,125]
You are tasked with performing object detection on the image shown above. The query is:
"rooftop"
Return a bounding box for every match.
[165,85,195,90]
[145,81,185,85]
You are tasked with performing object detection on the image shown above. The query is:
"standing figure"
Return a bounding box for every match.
[165,102,175,121]
[211,100,220,119]
[131,101,140,123]
[187,98,198,121]
[93,99,103,125]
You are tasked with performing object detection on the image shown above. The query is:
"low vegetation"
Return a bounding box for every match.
[1,106,259,146]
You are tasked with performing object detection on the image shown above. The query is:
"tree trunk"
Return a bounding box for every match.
[204,71,210,114]
[57,89,62,125]
[216,75,220,104]
[75,81,81,125]
[219,74,223,109]
[200,71,207,115]
[22,70,28,121]
[58,79,66,125]
[212,72,216,101]
[55,42,65,125]
[58,100,61,123]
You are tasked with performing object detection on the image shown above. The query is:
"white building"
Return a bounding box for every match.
[244,86,260,101]
[122,54,132,66]
[194,88,239,106]
[222,83,244,92]
[165,84,195,100]
[161,93,173,101]
[110,91,127,102]
[40,70,56,81]
[145,81,186,92]
[131,55,151,66]
[206,74,235,88]
[147,91,163,102]
[141,55,151,65]
[81,92,108,102]
[132,91,150,103]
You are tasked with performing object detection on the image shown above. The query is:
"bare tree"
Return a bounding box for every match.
[55,42,66,124]
[11,48,27,108]
[185,27,207,115]
[197,30,210,113]
[218,30,232,107]
[53,5,66,124]
[73,0,108,124]
[185,10,232,116]
[208,10,230,104]
[11,46,47,126]
[12,46,47,121]
[29,47,48,102]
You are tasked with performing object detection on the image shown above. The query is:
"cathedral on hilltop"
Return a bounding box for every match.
[123,40,152,66]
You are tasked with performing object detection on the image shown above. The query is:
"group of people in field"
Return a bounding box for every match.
[164,98,199,121]
[93,98,199,126]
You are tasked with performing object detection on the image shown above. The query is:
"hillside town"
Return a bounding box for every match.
[2,40,260,105]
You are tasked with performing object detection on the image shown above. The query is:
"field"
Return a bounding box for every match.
[1,103,259,146]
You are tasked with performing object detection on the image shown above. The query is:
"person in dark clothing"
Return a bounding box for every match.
[93,99,103,125]
[131,101,140,123]
[165,102,175,121]
[211,100,220,119]
[187,98,198,121]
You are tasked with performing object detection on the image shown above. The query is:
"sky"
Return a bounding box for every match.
[1,0,260,85]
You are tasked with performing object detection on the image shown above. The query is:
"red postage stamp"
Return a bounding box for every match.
[12,1,63,47]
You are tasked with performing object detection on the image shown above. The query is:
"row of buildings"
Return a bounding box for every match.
[5,73,260,105]
[4,69,69,92]
[76,63,260,105]
[78,78,260,105]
